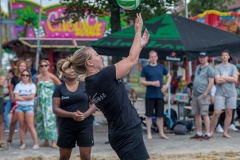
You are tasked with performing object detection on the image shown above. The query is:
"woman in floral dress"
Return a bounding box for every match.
[36,60,61,148]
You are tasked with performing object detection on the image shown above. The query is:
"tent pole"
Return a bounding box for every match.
[168,61,171,119]
[185,0,192,80]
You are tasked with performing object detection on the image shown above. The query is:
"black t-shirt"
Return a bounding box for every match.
[187,82,193,94]
[11,76,20,89]
[52,81,93,131]
[85,65,140,134]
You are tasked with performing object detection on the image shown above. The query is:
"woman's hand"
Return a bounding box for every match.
[71,111,84,121]
[140,29,150,48]
[134,13,143,34]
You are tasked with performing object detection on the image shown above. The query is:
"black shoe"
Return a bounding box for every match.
[201,135,212,141]
[190,134,203,140]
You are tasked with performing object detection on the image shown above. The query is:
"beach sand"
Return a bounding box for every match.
[3,151,240,160]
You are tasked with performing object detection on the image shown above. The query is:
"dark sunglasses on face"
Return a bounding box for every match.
[41,64,48,67]
[22,74,29,77]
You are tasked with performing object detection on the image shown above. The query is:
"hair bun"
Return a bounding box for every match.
[62,59,71,72]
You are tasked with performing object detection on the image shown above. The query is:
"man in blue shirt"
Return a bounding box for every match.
[141,50,172,140]
[25,58,37,83]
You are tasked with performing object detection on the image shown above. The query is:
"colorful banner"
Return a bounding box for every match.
[11,0,128,40]
[191,10,240,35]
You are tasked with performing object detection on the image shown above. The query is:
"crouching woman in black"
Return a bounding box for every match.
[52,58,97,160]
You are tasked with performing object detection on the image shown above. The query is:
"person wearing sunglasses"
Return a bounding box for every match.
[13,70,39,150]
[36,60,61,148]
[190,51,215,141]
[210,50,238,138]
[52,58,97,160]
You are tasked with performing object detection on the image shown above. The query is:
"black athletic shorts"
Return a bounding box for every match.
[145,98,164,117]
[171,87,177,94]
[0,98,4,114]
[109,124,149,160]
[57,124,94,148]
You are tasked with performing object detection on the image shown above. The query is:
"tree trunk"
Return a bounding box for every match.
[108,0,121,63]
[109,0,121,33]
[23,22,29,37]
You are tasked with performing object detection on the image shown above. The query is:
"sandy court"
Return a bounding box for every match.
[2,151,240,160]
[2,102,240,160]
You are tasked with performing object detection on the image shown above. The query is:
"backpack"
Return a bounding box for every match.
[164,113,173,130]
[173,124,189,135]
[165,108,178,125]
[182,87,188,94]
[174,120,193,131]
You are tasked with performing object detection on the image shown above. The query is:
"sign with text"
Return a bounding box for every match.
[11,0,128,40]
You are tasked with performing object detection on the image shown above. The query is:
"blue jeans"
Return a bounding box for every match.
[4,97,18,130]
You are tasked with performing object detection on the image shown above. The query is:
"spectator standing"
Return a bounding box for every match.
[4,70,14,133]
[14,70,39,150]
[0,68,7,147]
[25,58,37,84]
[36,60,61,148]
[7,60,27,144]
[140,50,172,140]
[190,52,215,141]
[210,50,238,138]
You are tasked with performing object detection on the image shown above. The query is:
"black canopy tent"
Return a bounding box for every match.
[91,14,240,61]
[90,14,240,120]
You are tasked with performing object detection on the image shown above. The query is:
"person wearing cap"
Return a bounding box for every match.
[190,51,215,141]
[210,50,238,138]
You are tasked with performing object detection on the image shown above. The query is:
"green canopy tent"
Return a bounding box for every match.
[90,14,240,121]
[91,14,240,61]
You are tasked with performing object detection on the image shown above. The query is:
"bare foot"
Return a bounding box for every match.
[223,134,231,138]
[210,132,214,138]
[160,135,169,140]
[147,135,152,140]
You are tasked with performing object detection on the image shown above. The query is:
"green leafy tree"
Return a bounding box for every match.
[53,0,177,63]
[0,6,8,18]
[187,0,235,17]
[14,5,47,37]
[53,0,178,33]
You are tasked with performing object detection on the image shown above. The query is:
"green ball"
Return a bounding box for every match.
[116,0,142,10]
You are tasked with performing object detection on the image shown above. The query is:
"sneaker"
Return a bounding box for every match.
[4,129,9,133]
[93,121,100,126]
[229,124,238,131]
[32,144,40,150]
[216,124,224,133]
[234,121,240,127]
[19,144,26,150]
[190,134,203,140]
[14,129,18,133]
[202,135,212,141]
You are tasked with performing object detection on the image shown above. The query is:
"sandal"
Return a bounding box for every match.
[40,142,49,147]
[52,141,58,148]
[0,143,3,148]
[6,140,12,144]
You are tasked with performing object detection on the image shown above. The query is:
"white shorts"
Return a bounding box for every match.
[214,96,236,110]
